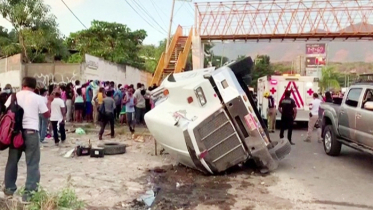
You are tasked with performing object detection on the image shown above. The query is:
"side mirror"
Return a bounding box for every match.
[364,101,373,110]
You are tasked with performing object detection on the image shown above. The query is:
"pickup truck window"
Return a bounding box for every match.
[345,88,362,107]
[362,89,373,108]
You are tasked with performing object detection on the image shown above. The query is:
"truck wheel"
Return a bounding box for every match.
[97,142,126,155]
[323,125,341,156]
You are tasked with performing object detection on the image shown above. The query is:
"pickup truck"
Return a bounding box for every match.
[145,57,291,174]
[321,83,373,156]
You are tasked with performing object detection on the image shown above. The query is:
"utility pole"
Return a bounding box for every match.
[166,0,192,52]
[166,0,176,52]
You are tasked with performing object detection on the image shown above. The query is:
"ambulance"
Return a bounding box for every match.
[257,74,319,122]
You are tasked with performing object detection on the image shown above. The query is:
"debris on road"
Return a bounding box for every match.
[63,149,75,158]
[97,142,126,155]
[75,128,86,135]
[138,190,156,207]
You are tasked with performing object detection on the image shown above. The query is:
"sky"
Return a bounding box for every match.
[0,0,209,45]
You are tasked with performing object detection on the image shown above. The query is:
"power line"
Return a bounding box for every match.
[187,2,195,17]
[173,2,184,19]
[150,0,167,24]
[131,0,168,34]
[124,0,166,35]
[60,0,87,29]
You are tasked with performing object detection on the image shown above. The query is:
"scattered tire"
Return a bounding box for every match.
[97,142,126,155]
[323,125,341,156]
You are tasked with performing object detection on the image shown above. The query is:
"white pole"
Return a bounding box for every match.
[166,0,176,52]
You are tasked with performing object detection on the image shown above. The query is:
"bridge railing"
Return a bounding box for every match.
[194,0,373,41]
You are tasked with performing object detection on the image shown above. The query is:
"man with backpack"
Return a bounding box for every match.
[2,77,50,202]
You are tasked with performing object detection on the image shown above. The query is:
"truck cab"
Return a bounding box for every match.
[321,79,373,156]
[145,57,291,174]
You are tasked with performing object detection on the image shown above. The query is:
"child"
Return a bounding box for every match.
[74,88,84,123]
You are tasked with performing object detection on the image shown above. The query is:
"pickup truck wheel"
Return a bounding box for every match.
[323,125,341,156]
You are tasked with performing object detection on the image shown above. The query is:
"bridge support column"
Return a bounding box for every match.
[192,35,204,69]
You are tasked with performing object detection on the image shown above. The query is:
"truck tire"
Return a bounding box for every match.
[97,142,126,155]
[323,125,341,156]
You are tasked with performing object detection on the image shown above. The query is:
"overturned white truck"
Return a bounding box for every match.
[145,57,291,174]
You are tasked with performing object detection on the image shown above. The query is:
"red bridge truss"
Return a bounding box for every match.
[194,0,373,41]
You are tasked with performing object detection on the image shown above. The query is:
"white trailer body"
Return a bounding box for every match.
[257,75,319,122]
[145,58,291,174]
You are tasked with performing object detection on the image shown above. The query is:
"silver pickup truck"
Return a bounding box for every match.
[321,82,373,156]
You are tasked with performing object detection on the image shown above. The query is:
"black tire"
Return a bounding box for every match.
[97,142,126,155]
[323,125,342,156]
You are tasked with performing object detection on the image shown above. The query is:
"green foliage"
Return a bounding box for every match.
[17,185,84,210]
[319,66,340,92]
[251,55,274,88]
[139,39,166,72]
[66,20,147,69]
[0,0,67,62]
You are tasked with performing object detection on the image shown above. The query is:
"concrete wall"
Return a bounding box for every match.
[0,54,23,90]
[84,54,152,86]
[83,54,127,84]
[25,63,82,87]
[0,53,153,89]
[125,65,152,86]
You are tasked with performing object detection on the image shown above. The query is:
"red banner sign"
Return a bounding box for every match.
[306,43,326,55]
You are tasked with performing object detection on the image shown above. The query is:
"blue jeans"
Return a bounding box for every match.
[4,132,40,196]
[39,114,48,142]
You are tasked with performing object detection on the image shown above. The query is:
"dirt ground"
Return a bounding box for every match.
[0,123,315,210]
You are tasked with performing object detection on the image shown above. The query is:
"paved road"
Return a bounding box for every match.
[268,128,373,210]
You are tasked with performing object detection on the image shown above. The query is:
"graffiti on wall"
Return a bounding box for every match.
[34,71,80,88]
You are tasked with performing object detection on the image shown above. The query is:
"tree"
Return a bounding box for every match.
[0,0,65,62]
[319,66,341,92]
[139,39,165,72]
[251,55,274,89]
[0,27,20,57]
[66,20,147,68]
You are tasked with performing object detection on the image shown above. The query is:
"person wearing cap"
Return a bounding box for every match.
[278,90,296,145]
[264,91,276,133]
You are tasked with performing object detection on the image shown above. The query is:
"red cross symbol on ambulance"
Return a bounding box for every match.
[307,88,314,96]
[270,87,276,94]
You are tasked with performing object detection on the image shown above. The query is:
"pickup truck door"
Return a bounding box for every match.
[355,88,373,148]
[338,88,363,142]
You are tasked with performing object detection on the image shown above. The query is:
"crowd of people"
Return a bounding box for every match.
[0,76,159,203]
[0,79,159,145]
[264,90,340,146]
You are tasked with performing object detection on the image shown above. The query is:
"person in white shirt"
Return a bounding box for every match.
[50,92,66,146]
[3,77,50,203]
[38,88,49,143]
[305,93,322,142]
[134,83,147,125]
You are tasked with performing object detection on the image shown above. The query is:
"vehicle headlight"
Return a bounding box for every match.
[195,87,207,106]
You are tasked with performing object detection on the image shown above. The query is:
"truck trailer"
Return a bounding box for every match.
[145,57,291,174]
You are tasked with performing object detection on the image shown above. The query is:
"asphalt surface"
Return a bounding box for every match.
[269,127,373,210]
